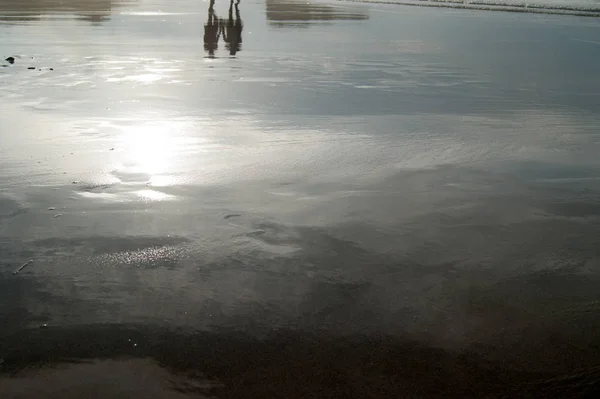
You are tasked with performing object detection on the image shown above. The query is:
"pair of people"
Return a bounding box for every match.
[204,0,243,58]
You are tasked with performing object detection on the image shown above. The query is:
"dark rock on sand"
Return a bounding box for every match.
[5,57,15,64]
[28,67,35,70]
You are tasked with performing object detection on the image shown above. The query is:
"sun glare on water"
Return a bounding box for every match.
[116,119,214,189]
[122,122,176,175]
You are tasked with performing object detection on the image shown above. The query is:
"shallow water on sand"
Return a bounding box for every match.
[1,0,600,397]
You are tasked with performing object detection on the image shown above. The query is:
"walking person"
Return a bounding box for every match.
[221,0,243,56]
[204,0,220,58]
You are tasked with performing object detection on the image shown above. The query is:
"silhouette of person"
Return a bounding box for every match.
[221,0,243,56]
[204,0,220,58]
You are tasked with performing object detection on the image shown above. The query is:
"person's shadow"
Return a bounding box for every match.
[221,0,243,56]
[204,0,220,58]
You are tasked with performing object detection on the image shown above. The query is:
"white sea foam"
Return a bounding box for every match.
[340,0,600,16]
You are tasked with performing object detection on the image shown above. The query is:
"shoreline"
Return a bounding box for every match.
[336,0,600,18]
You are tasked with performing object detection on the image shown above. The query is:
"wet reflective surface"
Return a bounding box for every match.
[1,0,600,397]
[0,0,137,23]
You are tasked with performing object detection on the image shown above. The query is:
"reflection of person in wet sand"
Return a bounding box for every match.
[204,0,220,58]
[221,0,243,56]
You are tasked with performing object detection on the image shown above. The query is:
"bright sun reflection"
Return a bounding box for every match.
[117,119,213,188]
[121,122,176,176]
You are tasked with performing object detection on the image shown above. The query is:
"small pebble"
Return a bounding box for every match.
[54,214,62,218]
[47,207,56,210]
[109,148,114,151]
[72,181,79,184]
[5,56,14,64]
[28,66,35,70]
[49,68,54,71]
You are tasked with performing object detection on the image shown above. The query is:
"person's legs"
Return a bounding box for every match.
[207,0,216,24]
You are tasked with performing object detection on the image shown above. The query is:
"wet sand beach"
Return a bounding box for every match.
[1,0,600,397]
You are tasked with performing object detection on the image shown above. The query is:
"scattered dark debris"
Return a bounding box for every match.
[2,57,54,71]
[13,259,33,275]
